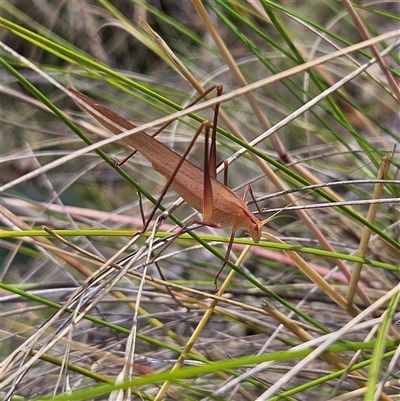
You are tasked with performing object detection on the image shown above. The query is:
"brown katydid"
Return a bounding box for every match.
[68,86,265,280]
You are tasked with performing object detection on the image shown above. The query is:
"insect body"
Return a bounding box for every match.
[69,88,263,266]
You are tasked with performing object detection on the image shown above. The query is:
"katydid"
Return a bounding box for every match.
[69,87,264,277]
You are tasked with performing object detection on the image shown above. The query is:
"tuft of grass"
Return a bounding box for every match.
[1,1,399,400]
